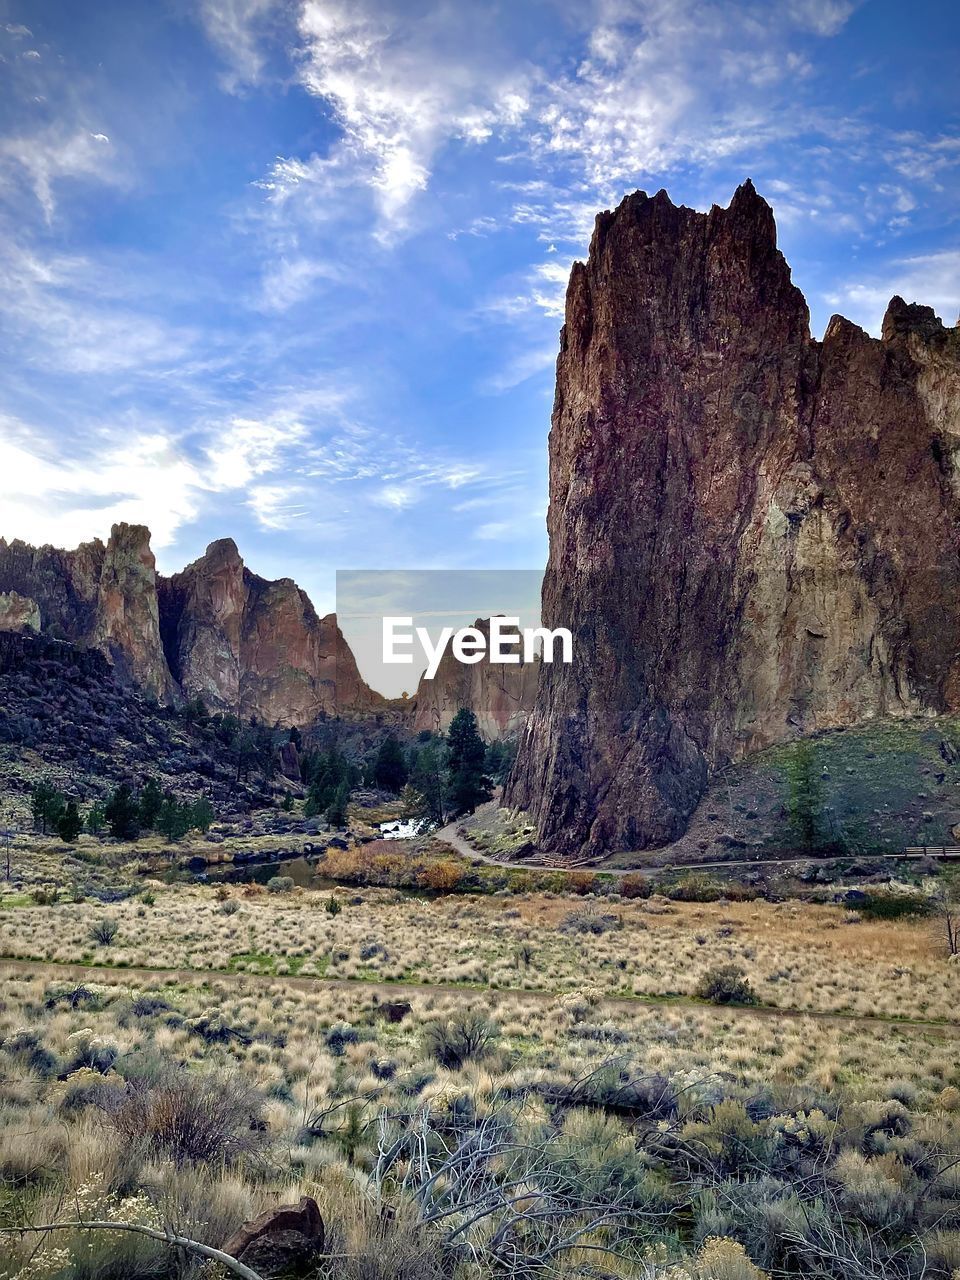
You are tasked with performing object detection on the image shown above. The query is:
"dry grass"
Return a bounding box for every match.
[0,881,957,1020]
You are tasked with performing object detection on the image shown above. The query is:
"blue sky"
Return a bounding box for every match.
[0,0,957,614]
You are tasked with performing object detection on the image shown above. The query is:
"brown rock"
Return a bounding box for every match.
[0,528,382,725]
[411,617,538,739]
[508,181,960,857]
[223,1196,324,1276]
[0,523,173,701]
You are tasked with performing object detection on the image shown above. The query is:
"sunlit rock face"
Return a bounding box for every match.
[507,181,960,857]
[0,527,383,725]
[0,590,41,634]
[157,540,385,724]
[0,524,173,701]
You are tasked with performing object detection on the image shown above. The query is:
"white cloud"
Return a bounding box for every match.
[481,346,557,394]
[263,0,531,232]
[248,483,309,529]
[825,249,960,334]
[259,255,341,310]
[786,0,859,36]
[0,241,195,374]
[0,417,205,551]
[0,126,116,219]
[198,0,279,91]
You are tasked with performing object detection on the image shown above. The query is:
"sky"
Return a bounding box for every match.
[0,0,957,615]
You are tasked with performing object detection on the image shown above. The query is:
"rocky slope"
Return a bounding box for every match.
[0,528,383,726]
[507,180,960,856]
[411,617,539,739]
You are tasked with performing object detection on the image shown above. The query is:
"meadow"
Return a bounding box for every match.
[3,840,960,1279]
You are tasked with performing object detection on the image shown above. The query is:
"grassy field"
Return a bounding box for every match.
[4,838,960,1278]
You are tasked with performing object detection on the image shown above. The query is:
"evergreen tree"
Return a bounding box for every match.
[137,777,164,829]
[325,780,350,827]
[56,800,82,844]
[30,781,65,834]
[409,737,448,826]
[104,784,140,841]
[785,740,822,852]
[304,747,351,818]
[190,795,214,833]
[447,709,492,817]
[85,800,107,835]
[157,793,191,842]
[374,734,408,792]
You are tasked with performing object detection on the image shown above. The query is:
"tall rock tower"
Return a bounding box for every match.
[507,182,960,856]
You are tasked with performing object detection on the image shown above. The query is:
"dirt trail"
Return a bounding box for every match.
[3,955,958,1036]
[435,820,925,876]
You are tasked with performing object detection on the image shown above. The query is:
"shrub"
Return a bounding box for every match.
[568,871,599,895]
[695,963,757,1006]
[422,1010,498,1069]
[560,908,621,935]
[670,874,725,902]
[858,890,934,920]
[218,897,241,915]
[326,1022,360,1056]
[101,1065,267,1167]
[89,917,119,946]
[326,895,342,916]
[421,858,464,892]
[267,875,295,894]
[620,872,651,899]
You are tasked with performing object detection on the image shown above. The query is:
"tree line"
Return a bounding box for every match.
[300,709,514,829]
[30,778,214,844]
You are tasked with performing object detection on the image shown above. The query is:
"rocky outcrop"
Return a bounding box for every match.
[411,617,538,739]
[0,526,382,725]
[158,540,384,724]
[507,181,960,856]
[0,525,173,700]
[0,591,40,634]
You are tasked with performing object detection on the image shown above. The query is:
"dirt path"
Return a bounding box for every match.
[435,820,928,876]
[4,954,958,1037]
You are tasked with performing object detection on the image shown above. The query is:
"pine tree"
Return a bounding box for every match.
[85,800,107,835]
[157,794,191,842]
[325,780,350,827]
[30,781,65,834]
[56,800,82,844]
[104,784,140,841]
[374,735,408,792]
[409,737,448,826]
[138,778,164,829]
[447,709,492,817]
[190,795,214,833]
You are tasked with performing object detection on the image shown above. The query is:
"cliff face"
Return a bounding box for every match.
[507,181,960,856]
[411,618,539,739]
[0,526,383,725]
[0,525,174,701]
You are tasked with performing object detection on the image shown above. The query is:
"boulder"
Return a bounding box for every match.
[223,1196,324,1277]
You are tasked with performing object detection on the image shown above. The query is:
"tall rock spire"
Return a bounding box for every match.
[506,182,960,856]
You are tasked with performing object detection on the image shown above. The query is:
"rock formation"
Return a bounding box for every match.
[0,525,174,701]
[158,539,382,725]
[411,617,539,739]
[0,525,382,725]
[507,180,960,856]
